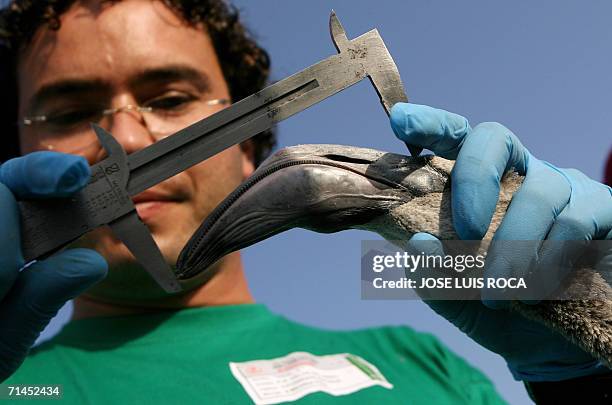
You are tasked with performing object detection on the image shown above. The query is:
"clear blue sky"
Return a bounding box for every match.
[35,1,612,404]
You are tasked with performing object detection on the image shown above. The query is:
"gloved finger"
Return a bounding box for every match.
[0,183,24,299]
[407,232,445,255]
[543,170,612,239]
[482,159,571,309]
[408,234,488,324]
[405,232,445,290]
[390,103,471,159]
[0,249,107,381]
[451,122,530,240]
[532,172,612,300]
[407,235,491,334]
[406,233,451,308]
[0,151,90,199]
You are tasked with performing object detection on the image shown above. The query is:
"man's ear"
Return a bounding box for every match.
[240,140,256,180]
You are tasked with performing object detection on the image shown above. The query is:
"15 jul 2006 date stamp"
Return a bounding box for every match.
[0,385,62,400]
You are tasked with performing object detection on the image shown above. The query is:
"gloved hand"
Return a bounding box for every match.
[0,152,108,381]
[390,103,612,382]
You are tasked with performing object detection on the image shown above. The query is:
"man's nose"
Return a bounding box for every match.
[106,105,156,155]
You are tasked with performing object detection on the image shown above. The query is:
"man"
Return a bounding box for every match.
[0,0,610,404]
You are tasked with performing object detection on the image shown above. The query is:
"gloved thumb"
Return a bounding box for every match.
[407,232,444,256]
[406,233,471,322]
[0,248,107,381]
[406,232,444,301]
[0,151,90,199]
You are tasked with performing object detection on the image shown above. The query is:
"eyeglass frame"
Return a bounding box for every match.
[21,98,231,126]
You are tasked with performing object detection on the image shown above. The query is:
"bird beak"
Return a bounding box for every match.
[176,144,449,283]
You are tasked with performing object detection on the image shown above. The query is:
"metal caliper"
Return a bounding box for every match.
[18,12,418,293]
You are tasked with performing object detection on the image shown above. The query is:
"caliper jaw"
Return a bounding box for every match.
[93,126,182,293]
[19,125,182,293]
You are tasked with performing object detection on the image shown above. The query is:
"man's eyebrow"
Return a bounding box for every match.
[129,65,212,93]
[28,79,110,112]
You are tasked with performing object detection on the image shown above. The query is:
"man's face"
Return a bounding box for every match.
[17,0,255,301]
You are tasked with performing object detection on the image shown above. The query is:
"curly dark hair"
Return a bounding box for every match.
[0,0,276,166]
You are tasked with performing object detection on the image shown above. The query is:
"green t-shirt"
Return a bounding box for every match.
[6,304,506,404]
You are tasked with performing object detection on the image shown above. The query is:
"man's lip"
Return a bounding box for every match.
[131,190,182,204]
[134,199,179,222]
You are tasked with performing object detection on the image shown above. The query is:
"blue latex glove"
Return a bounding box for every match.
[390,103,612,382]
[0,152,108,381]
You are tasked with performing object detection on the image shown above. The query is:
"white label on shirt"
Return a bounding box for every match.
[229,351,393,405]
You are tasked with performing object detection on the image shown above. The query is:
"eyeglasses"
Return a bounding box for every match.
[22,97,230,162]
